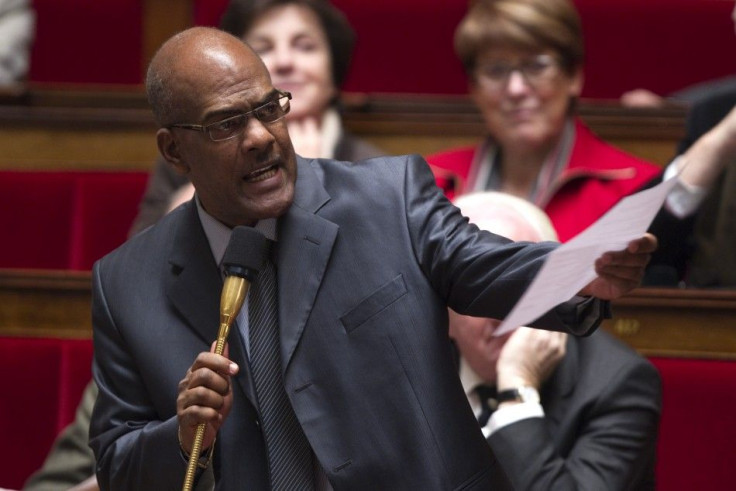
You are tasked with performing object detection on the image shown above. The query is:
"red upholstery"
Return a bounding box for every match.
[0,172,76,269]
[577,0,736,100]
[191,0,736,99]
[650,357,736,490]
[25,0,735,97]
[0,171,148,270]
[0,337,93,490]
[66,172,149,270]
[1,334,734,489]
[29,0,142,84]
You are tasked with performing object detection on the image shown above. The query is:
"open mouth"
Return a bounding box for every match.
[244,164,279,183]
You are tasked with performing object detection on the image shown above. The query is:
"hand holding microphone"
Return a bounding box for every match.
[179,226,269,491]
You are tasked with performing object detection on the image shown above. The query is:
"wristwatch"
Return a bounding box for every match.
[496,386,540,404]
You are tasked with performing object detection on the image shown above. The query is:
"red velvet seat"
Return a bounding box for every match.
[650,357,736,489]
[29,0,142,84]
[0,337,93,490]
[66,172,148,270]
[0,171,148,270]
[192,0,736,99]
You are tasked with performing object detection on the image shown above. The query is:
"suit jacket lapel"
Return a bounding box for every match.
[276,157,337,373]
[166,201,222,345]
[165,202,259,407]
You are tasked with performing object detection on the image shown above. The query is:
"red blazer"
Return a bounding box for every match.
[426,119,661,242]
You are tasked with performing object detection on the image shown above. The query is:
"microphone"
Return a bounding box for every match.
[183,226,269,491]
[217,226,269,352]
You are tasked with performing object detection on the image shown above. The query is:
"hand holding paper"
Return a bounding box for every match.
[495,177,678,336]
[579,233,658,300]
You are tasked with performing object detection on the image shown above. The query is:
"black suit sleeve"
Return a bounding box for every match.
[645,91,736,285]
[487,357,661,490]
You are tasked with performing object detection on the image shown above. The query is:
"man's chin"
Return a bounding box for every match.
[246,192,295,223]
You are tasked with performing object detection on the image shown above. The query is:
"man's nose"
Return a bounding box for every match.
[241,117,276,151]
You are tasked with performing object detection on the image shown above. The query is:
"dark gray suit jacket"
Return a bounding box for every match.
[489,331,661,490]
[90,154,602,490]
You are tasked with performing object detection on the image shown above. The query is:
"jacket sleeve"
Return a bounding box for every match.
[88,262,203,491]
[487,359,661,490]
[402,154,604,335]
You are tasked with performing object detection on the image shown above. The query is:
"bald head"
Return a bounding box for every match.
[146,26,269,126]
[453,192,558,243]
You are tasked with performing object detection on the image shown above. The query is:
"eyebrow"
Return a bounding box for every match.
[202,89,280,123]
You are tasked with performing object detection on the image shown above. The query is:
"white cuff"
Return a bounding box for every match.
[483,402,544,438]
[664,157,708,218]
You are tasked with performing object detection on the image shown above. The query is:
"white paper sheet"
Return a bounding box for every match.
[494,176,679,336]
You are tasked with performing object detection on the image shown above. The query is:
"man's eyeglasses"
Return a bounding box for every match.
[475,54,560,90]
[169,90,292,142]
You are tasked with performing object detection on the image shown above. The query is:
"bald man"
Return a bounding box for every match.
[450,192,661,490]
[89,27,657,490]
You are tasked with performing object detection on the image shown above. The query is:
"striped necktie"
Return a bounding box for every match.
[248,253,315,490]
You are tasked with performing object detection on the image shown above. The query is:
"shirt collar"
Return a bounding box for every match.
[195,195,278,267]
[458,356,488,397]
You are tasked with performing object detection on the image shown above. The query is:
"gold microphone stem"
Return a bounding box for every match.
[182,422,207,491]
[182,277,247,491]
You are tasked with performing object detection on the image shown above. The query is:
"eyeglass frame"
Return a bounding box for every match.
[167,89,292,142]
[474,54,561,90]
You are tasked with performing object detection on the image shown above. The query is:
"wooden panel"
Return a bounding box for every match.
[602,288,736,360]
[0,88,686,170]
[1,125,158,171]
[0,269,92,339]
[2,268,735,361]
[0,100,158,170]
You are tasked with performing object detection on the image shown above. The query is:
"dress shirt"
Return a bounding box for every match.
[663,156,709,218]
[196,196,276,356]
[458,357,544,439]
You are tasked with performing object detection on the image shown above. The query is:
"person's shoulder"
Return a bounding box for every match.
[689,87,736,128]
[575,330,658,378]
[307,153,422,173]
[304,153,437,198]
[335,133,386,161]
[674,76,736,107]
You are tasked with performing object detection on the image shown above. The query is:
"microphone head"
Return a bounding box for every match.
[222,226,269,281]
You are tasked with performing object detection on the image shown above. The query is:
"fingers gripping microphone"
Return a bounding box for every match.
[183,226,269,491]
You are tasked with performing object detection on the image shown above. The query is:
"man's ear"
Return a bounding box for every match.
[156,128,190,175]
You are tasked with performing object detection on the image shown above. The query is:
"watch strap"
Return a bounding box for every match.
[496,386,540,404]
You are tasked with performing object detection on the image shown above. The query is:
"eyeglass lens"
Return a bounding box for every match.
[477,55,557,88]
[207,96,290,141]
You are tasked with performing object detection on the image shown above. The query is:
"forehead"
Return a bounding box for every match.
[246,4,326,41]
[476,47,548,63]
[179,44,275,117]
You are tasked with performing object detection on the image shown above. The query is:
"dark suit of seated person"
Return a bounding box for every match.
[450,192,662,490]
[86,27,655,490]
[646,91,736,287]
